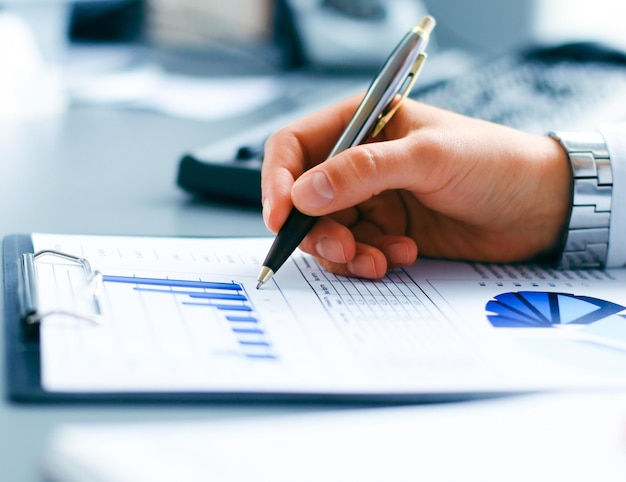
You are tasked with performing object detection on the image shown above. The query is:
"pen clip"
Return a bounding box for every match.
[370,52,427,138]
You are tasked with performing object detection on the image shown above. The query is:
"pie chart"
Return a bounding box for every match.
[486,291,626,328]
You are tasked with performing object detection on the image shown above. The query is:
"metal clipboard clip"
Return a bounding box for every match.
[17,250,103,326]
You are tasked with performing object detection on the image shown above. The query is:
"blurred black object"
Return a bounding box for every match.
[69,0,144,42]
[273,0,306,69]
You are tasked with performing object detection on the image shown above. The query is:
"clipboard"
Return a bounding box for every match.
[4,235,297,403]
[5,233,488,404]
[3,235,160,403]
[7,232,626,404]
[4,235,123,403]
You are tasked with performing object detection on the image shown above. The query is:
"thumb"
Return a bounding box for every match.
[291,135,446,216]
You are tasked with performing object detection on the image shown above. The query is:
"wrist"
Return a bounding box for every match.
[528,135,572,263]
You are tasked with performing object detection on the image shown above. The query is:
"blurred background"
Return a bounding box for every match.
[0,0,626,194]
[0,0,626,133]
[1,0,624,122]
[69,0,626,60]
[3,0,624,67]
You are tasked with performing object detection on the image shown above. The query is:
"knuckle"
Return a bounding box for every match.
[409,129,460,190]
[414,128,448,159]
[346,146,381,189]
[264,127,290,154]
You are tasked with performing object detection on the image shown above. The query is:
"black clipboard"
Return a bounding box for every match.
[4,234,486,404]
[4,234,41,401]
[3,234,107,403]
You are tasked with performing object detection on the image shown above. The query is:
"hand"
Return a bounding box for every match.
[261,96,571,279]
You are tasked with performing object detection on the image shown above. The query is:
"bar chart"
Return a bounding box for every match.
[102,275,277,361]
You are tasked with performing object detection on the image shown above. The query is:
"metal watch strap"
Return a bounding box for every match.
[549,131,612,269]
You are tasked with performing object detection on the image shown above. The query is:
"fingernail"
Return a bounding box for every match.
[347,254,376,278]
[262,199,271,228]
[295,171,334,209]
[384,243,410,265]
[316,237,347,263]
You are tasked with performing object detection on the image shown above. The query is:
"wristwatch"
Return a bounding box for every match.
[549,131,612,269]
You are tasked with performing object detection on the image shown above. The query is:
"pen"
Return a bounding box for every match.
[257,16,436,289]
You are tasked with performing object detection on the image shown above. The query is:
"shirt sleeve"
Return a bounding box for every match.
[598,122,626,267]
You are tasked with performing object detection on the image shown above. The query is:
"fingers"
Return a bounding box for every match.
[314,242,389,279]
[312,237,417,279]
[299,217,356,264]
[260,97,435,279]
[260,96,438,231]
[290,131,448,217]
[299,216,418,278]
[261,96,364,233]
[288,99,541,219]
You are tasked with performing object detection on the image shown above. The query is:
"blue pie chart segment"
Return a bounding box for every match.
[486,291,626,328]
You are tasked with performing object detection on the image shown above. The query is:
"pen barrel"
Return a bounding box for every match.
[262,209,318,273]
[330,22,431,154]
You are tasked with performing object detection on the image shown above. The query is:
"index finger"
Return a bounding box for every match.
[261,95,363,231]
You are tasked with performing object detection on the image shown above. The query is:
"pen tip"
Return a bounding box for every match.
[256,266,275,290]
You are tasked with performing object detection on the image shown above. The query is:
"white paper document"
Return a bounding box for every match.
[30,233,626,396]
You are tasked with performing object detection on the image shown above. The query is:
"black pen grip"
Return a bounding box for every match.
[262,208,318,273]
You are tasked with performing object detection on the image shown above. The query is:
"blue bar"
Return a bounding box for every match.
[102,275,241,291]
[132,288,247,301]
[182,303,252,312]
[215,305,252,312]
[188,293,247,301]
[244,353,277,360]
[226,316,258,323]
[232,328,264,334]
[134,287,215,296]
[239,340,271,347]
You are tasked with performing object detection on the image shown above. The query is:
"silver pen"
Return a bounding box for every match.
[257,15,436,288]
